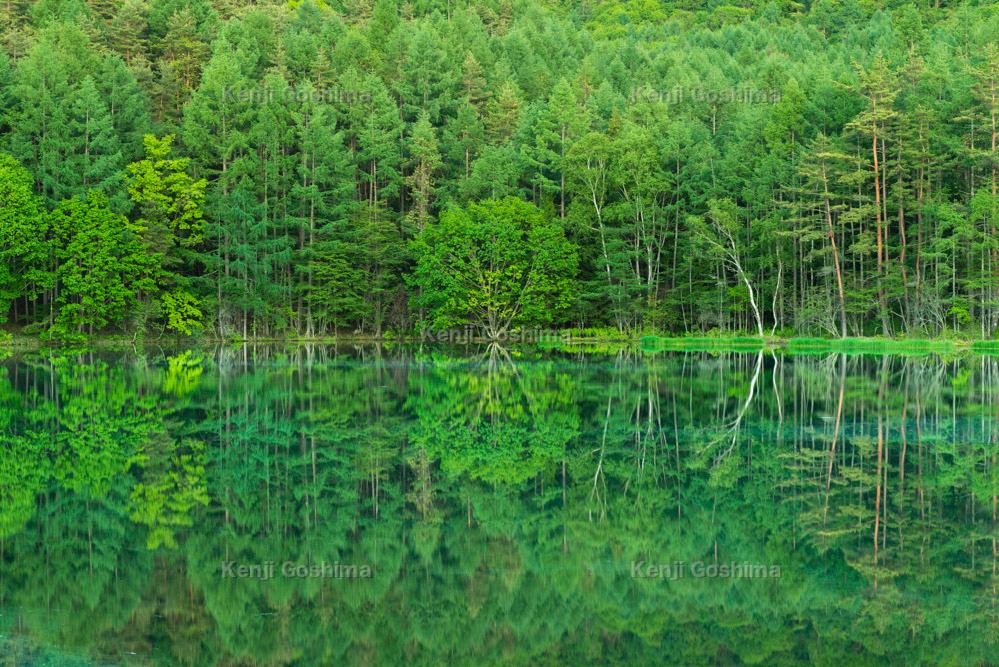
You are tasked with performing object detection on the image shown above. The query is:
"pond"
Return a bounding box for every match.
[1,345,998,665]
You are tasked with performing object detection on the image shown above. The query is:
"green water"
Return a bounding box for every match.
[1,345,998,666]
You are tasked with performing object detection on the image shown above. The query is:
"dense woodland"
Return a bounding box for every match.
[1,0,999,341]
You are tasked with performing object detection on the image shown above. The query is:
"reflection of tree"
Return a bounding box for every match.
[2,476,152,657]
[3,348,999,664]
[409,346,580,485]
[129,437,209,549]
[0,435,47,539]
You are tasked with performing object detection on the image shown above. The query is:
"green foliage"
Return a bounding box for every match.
[126,134,207,254]
[412,197,578,338]
[129,438,209,549]
[160,288,203,335]
[0,153,50,322]
[47,192,148,340]
[1,1,999,341]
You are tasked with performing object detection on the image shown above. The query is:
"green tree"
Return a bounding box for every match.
[0,153,50,324]
[66,76,126,210]
[411,197,577,338]
[405,110,442,235]
[125,133,207,333]
[48,191,147,339]
[525,78,588,219]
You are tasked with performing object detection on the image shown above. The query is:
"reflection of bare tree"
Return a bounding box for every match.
[480,341,515,374]
[712,351,764,461]
[771,350,784,425]
[469,342,519,427]
[823,353,846,525]
[588,394,611,521]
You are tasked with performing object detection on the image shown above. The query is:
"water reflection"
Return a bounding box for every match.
[1,345,998,665]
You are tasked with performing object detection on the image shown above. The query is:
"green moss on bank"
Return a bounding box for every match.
[640,335,999,356]
[639,335,768,352]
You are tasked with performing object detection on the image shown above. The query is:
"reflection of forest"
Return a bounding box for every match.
[1,346,998,665]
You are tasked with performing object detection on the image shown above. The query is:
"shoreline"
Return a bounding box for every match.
[3,332,998,355]
[638,335,999,355]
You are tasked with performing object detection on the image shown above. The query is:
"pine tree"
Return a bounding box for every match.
[461,51,488,111]
[182,38,253,334]
[405,110,442,235]
[66,76,126,210]
[484,80,522,143]
[795,134,856,337]
[367,0,398,47]
[9,29,77,205]
[354,73,402,214]
[97,55,152,161]
[155,7,209,121]
[289,82,357,334]
[181,38,252,188]
[442,102,484,197]
[847,54,899,336]
[249,70,296,329]
[109,0,149,67]
[0,52,12,139]
[525,78,588,219]
[395,23,456,123]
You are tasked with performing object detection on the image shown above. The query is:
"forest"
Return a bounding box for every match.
[0,0,998,341]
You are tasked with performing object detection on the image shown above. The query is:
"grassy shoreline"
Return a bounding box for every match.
[3,331,999,355]
[639,335,999,355]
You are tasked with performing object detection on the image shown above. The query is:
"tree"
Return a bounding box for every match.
[847,54,899,336]
[442,102,484,196]
[411,197,577,338]
[525,78,588,219]
[181,37,252,334]
[48,191,146,339]
[96,54,152,160]
[797,134,854,337]
[8,26,80,206]
[689,198,765,336]
[566,131,634,331]
[405,110,442,235]
[0,52,12,137]
[0,153,50,324]
[125,133,207,333]
[289,81,357,334]
[155,6,210,121]
[109,0,150,68]
[353,73,402,214]
[395,23,456,123]
[66,76,126,210]
[483,80,522,144]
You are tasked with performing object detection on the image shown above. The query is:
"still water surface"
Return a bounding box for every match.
[1,345,998,665]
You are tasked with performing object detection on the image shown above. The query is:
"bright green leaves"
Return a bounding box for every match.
[126,134,207,252]
[409,355,579,485]
[0,435,49,539]
[161,289,203,335]
[47,192,147,341]
[412,197,577,338]
[125,133,207,334]
[0,153,49,323]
